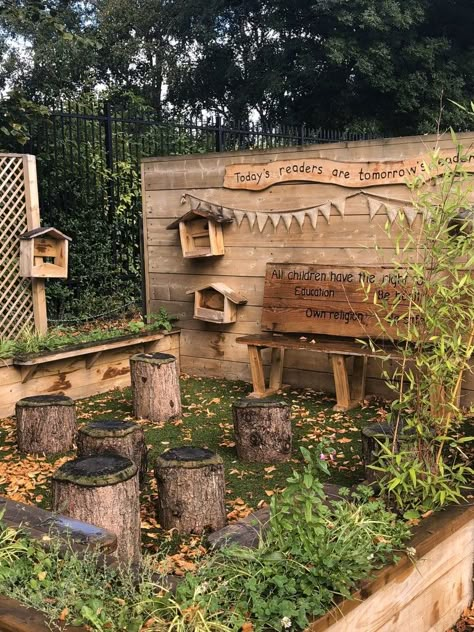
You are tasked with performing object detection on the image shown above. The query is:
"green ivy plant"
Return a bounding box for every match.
[367,140,474,517]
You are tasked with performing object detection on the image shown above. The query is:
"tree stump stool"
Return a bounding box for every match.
[15,394,76,455]
[52,455,140,567]
[232,398,292,463]
[130,352,182,422]
[361,422,395,483]
[77,419,148,487]
[154,447,226,534]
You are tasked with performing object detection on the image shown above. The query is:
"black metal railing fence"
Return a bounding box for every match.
[21,101,380,320]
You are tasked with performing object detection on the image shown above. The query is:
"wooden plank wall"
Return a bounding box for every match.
[142,133,474,405]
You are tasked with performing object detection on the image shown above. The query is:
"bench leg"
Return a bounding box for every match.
[269,348,285,391]
[331,355,353,412]
[351,356,368,404]
[248,346,267,397]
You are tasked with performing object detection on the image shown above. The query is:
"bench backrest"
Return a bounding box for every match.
[261,263,404,339]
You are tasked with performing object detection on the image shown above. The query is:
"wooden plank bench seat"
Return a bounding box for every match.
[236,333,401,411]
[236,262,405,411]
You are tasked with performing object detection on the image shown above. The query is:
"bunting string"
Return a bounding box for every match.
[182,191,418,232]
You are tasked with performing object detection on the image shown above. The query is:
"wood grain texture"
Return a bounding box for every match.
[143,134,474,402]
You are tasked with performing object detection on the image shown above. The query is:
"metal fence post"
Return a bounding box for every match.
[215,115,224,152]
[104,101,115,221]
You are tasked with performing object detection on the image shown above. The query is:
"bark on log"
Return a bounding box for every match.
[52,455,141,568]
[77,419,148,487]
[155,447,226,534]
[361,422,395,483]
[16,394,76,455]
[232,398,292,463]
[130,352,182,422]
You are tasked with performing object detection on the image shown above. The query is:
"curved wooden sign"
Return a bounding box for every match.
[224,152,474,190]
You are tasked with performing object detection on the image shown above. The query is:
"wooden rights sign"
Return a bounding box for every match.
[262,263,412,339]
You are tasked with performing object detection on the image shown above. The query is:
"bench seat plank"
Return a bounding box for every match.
[236,333,401,410]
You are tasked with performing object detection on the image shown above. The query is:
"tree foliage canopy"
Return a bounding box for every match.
[2,0,474,133]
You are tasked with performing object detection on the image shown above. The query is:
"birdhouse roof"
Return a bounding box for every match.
[167,206,234,230]
[20,227,72,241]
[186,283,247,305]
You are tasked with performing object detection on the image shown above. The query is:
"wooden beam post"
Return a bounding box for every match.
[248,346,266,396]
[331,354,352,411]
[23,155,47,334]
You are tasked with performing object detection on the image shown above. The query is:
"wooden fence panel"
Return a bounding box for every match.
[0,154,46,339]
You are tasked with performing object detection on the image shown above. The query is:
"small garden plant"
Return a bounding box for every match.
[0,308,175,360]
[367,145,474,517]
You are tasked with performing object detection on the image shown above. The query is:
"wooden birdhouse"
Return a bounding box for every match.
[187,283,247,324]
[167,206,233,258]
[19,227,71,279]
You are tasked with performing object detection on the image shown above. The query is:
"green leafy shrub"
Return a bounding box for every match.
[367,143,474,517]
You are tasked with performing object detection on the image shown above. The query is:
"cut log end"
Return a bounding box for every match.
[130,352,176,366]
[156,446,222,469]
[16,394,75,408]
[79,419,138,438]
[52,455,138,487]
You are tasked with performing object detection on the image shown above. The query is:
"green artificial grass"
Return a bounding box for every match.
[0,375,390,558]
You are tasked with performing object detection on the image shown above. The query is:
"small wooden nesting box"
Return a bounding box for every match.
[20,227,71,279]
[167,206,233,258]
[187,283,247,324]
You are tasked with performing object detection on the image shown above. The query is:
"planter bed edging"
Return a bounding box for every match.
[308,502,474,632]
[0,330,180,419]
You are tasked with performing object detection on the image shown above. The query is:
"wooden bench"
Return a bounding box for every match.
[237,263,403,411]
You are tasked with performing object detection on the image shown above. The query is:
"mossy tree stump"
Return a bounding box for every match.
[361,422,395,483]
[52,455,140,567]
[77,420,148,486]
[16,394,76,455]
[130,352,182,422]
[154,447,226,534]
[232,398,292,463]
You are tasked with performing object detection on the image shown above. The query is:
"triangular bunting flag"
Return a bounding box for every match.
[403,206,418,227]
[246,211,257,230]
[307,208,318,230]
[293,211,306,230]
[269,213,281,229]
[222,207,233,220]
[256,212,268,232]
[368,198,383,220]
[332,198,346,217]
[180,194,187,205]
[282,213,293,231]
[233,210,245,227]
[319,202,331,223]
[386,205,399,224]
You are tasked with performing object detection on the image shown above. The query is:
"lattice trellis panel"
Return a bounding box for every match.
[0,155,36,339]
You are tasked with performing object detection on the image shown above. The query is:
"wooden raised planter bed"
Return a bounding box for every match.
[308,502,474,632]
[0,502,472,631]
[0,329,180,419]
